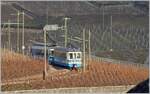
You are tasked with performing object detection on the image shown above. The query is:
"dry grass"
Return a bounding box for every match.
[1,49,149,91]
[1,49,48,81]
[28,60,149,89]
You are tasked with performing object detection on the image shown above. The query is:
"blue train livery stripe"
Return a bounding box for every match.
[48,56,67,66]
[68,64,82,68]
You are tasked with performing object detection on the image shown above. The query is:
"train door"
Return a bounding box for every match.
[67,52,73,63]
[48,49,54,56]
[77,52,82,64]
[48,49,54,64]
[67,52,76,68]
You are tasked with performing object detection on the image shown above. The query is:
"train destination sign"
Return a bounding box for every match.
[43,24,59,31]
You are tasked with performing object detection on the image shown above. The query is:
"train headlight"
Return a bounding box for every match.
[74,64,77,67]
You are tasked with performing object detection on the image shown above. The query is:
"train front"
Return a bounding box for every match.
[48,47,82,70]
[66,49,82,69]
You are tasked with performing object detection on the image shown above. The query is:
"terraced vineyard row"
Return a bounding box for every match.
[27,61,148,90]
[1,49,49,81]
[1,50,148,91]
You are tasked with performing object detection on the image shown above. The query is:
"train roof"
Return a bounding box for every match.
[54,47,81,52]
[32,43,56,47]
[31,45,81,52]
[31,45,58,50]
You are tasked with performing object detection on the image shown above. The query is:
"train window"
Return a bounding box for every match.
[54,50,66,58]
[69,53,73,59]
[74,53,76,59]
[77,53,81,58]
[51,51,54,55]
[49,49,54,55]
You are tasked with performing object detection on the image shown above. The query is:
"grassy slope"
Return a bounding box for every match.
[2,58,149,91]
[1,49,48,81]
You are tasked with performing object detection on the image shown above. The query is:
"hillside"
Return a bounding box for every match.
[1,1,148,26]
[1,1,149,65]
[1,50,149,91]
[1,49,48,80]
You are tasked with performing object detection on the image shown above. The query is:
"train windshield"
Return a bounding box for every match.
[77,53,81,58]
[68,52,81,59]
[74,53,76,59]
[69,53,73,59]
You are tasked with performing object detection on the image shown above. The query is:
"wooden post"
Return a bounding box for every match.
[43,70,45,80]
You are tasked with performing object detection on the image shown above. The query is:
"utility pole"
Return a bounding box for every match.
[43,24,59,79]
[88,29,91,64]
[46,4,49,24]
[64,17,70,48]
[110,15,113,52]
[17,11,20,52]
[2,22,24,51]
[8,20,11,50]
[11,11,24,53]
[22,11,25,55]
[83,28,86,72]
[103,4,105,30]
[44,29,47,77]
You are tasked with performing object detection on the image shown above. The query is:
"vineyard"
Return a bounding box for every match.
[29,61,149,89]
[1,1,149,92]
[1,49,49,81]
[1,50,149,91]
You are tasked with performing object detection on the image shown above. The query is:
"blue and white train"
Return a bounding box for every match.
[30,43,82,69]
[48,47,82,69]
